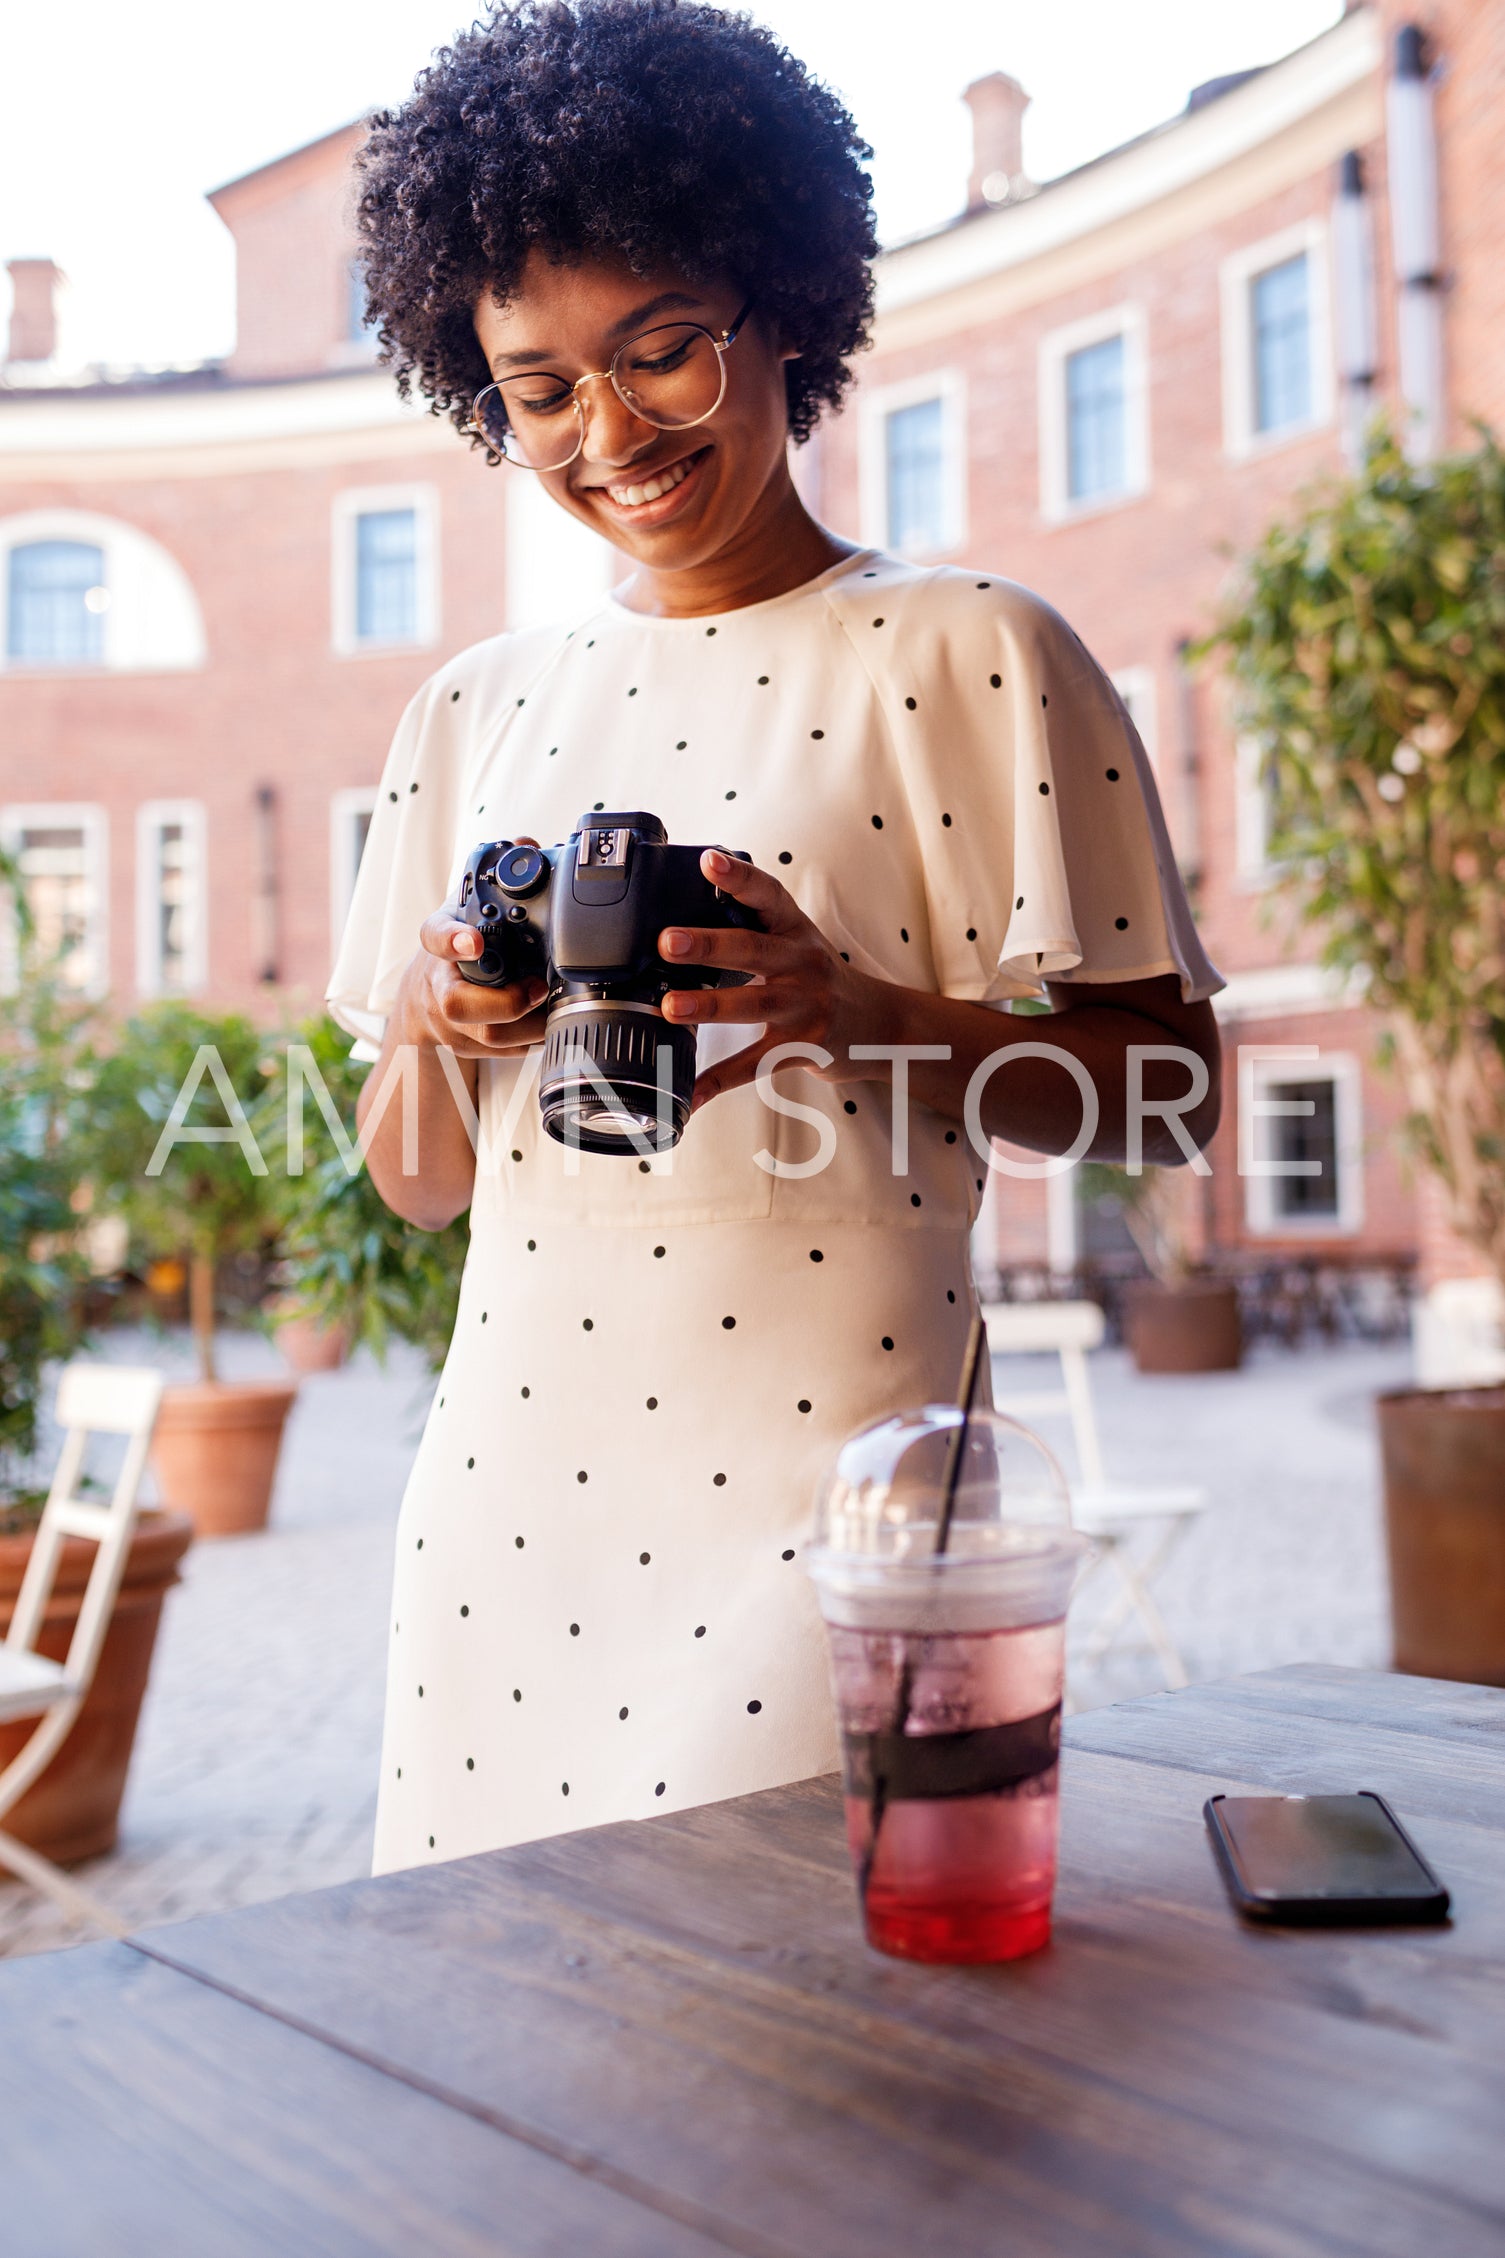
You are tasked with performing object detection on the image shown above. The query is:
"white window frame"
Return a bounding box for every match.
[1109,665,1158,772]
[135,799,207,998]
[1039,303,1149,524]
[1220,220,1334,461]
[1243,1049,1364,1237]
[858,369,967,557]
[1234,732,1281,888]
[331,485,440,657]
[0,801,110,998]
[0,508,206,675]
[330,786,378,958]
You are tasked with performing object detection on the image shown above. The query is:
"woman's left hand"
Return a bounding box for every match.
[659,850,896,1110]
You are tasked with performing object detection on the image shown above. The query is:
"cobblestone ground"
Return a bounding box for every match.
[0,1328,1409,1958]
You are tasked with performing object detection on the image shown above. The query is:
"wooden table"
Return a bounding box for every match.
[5,1664,1504,2258]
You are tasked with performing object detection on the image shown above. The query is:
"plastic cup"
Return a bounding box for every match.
[807,1405,1087,1965]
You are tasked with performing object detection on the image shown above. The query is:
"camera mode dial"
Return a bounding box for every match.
[494,845,549,898]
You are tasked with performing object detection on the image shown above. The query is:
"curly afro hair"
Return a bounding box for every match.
[356,0,877,450]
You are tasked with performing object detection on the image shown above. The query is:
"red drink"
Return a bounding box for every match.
[828,1620,1065,1963]
[808,1399,1087,1966]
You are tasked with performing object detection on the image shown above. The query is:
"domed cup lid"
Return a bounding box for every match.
[807,1404,1088,1631]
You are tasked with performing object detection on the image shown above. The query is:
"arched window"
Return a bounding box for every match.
[0,510,205,673]
[6,540,106,666]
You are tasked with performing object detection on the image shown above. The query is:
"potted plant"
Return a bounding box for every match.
[1207,426,1505,1681]
[0,862,192,1861]
[1078,1162,1242,1374]
[262,1012,467,1372]
[81,1001,295,1538]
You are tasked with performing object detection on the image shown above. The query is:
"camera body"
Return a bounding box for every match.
[455,810,759,1153]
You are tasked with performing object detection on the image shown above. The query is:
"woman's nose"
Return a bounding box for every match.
[576,374,658,467]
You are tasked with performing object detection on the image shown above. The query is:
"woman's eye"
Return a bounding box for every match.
[631,340,693,376]
[509,386,572,416]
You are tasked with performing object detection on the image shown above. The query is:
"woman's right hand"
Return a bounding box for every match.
[396,875,550,1058]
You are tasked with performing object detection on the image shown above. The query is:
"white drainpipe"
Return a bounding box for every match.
[1386,23,1445,461]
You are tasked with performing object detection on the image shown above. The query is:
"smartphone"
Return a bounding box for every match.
[1204,1792,1450,1925]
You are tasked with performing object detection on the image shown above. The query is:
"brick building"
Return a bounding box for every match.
[818,1,1500,1325]
[1,3,1499,1351]
[0,121,616,1014]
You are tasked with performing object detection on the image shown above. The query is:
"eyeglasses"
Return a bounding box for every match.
[470,299,755,470]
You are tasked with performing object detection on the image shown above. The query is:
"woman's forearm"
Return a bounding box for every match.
[357,1017,479,1230]
[853,979,1222,1166]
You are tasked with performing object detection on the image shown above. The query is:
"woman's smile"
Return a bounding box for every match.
[578,442,714,530]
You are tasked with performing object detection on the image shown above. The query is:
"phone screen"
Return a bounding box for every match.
[1214,1793,1438,1901]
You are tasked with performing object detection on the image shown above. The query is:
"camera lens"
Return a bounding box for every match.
[539,1001,696,1155]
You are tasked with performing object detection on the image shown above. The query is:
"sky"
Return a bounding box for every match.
[1,0,1344,372]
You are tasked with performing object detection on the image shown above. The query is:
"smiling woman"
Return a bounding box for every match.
[329,0,1223,1880]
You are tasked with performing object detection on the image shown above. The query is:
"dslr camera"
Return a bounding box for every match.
[455,810,759,1154]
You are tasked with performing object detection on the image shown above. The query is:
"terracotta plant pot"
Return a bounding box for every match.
[273,1313,350,1375]
[0,1508,193,1865]
[1378,1384,1505,1685]
[1123,1278,1243,1374]
[151,1380,299,1538]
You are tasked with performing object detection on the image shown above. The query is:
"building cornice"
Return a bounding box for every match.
[0,369,454,483]
[873,9,1381,353]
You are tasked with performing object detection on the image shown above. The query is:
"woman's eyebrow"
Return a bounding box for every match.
[489,291,709,373]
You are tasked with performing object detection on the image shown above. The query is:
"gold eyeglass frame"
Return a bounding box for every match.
[469,298,755,469]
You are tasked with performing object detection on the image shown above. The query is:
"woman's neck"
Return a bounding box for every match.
[613,469,859,619]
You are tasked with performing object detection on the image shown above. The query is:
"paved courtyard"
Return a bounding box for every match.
[0,1326,1409,1958]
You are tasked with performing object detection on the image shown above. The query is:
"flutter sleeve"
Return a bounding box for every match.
[885,572,1223,1008]
[325,671,467,1059]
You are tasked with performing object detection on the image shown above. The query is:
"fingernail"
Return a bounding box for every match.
[456,931,479,955]
[704,850,730,875]
[661,928,691,956]
[528,980,548,1005]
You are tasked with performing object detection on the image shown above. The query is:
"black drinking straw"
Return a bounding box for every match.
[860,1314,988,1917]
[934,1313,987,1559]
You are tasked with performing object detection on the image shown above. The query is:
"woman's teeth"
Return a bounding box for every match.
[607,456,696,508]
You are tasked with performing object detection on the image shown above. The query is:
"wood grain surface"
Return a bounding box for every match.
[5,1666,1503,2258]
[0,1941,732,2258]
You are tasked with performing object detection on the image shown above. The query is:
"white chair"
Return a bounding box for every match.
[0,1364,165,1939]
[983,1301,1206,1689]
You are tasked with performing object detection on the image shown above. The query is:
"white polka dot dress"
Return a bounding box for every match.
[328,548,1222,1873]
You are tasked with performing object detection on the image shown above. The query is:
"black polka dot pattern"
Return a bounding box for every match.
[381,556,1176,1867]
